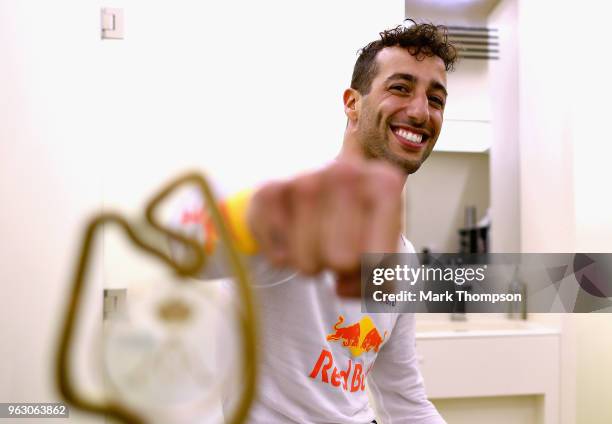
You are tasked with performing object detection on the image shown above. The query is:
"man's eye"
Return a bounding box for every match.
[390,85,409,93]
[429,96,445,108]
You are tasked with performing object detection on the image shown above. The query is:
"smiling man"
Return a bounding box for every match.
[248,23,455,298]
[176,21,457,424]
[231,22,458,423]
[343,41,449,174]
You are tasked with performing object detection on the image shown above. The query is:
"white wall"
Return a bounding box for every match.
[1,2,105,422]
[98,0,403,207]
[505,0,612,423]
[98,0,401,287]
[517,0,576,253]
[1,0,403,422]
[569,3,612,424]
[405,152,490,253]
[488,0,520,253]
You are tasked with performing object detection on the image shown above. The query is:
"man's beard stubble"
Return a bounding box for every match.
[355,100,431,175]
[360,130,425,175]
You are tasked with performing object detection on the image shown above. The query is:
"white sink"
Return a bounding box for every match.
[415,319,559,338]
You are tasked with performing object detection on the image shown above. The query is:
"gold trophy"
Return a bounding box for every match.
[55,172,258,424]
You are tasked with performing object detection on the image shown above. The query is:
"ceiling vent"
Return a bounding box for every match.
[447,25,499,60]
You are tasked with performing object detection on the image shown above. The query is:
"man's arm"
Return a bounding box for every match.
[367,314,446,424]
[167,186,294,285]
[247,159,404,296]
[170,159,405,296]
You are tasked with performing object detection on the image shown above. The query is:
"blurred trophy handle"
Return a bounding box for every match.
[56,171,258,424]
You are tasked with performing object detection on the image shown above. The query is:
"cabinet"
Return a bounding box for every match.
[416,328,560,424]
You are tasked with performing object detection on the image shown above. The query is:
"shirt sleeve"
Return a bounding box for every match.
[367,313,446,424]
[166,187,294,285]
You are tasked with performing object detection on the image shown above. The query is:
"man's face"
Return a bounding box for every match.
[352,46,448,173]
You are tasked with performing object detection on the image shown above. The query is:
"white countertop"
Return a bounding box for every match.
[415,319,561,339]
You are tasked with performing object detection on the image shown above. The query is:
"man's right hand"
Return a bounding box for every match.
[246,159,404,297]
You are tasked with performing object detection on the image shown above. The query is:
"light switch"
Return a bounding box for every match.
[101,12,114,30]
[101,8,124,40]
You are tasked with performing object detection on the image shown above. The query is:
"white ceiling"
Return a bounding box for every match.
[406,0,501,24]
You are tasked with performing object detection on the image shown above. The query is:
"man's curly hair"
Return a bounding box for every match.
[351,20,458,95]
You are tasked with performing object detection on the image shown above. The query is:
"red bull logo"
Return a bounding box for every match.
[307,316,386,392]
[326,315,387,357]
[308,349,372,392]
[180,201,244,254]
[181,207,217,253]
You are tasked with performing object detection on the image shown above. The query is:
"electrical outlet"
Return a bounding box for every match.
[103,288,127,320]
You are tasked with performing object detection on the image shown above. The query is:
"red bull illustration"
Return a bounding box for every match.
[180,207,218,253]
[326,315,387,357]
[180,201,245,254]
[308,315,386,392]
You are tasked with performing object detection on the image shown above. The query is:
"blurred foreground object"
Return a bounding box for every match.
[55,172,257,424]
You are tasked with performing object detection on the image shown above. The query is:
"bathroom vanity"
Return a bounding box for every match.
[415,318,560,424]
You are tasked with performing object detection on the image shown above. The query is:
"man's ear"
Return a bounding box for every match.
[343,88,361,122]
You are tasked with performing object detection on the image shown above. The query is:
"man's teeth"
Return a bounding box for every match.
[395,128,423,144]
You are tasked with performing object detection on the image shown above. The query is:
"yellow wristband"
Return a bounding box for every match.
[223,189,258,254]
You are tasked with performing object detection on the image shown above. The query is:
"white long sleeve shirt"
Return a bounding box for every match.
[235,253,445,424]
[171,192,445,423]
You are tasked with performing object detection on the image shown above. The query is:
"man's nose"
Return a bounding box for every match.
[405,92,429,125]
